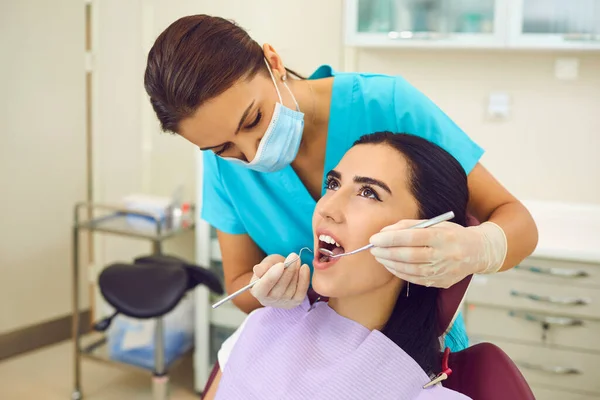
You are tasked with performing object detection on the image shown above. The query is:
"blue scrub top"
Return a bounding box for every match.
[201,65,484,351]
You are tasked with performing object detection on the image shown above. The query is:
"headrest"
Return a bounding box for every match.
[436,276,471,336]
[435,213,479,336]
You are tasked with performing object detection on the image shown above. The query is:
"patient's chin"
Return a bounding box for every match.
[310,273,340,298]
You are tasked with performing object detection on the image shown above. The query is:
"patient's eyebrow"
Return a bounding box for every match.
[327,170,392,195]
[354,176,392,195]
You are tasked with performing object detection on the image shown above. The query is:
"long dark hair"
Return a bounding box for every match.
[353,132,469,376]
[144,14,304,134]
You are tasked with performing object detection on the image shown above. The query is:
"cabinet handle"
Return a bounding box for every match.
[517,361,581,375]
[508,311,584,327]
[563,33,600,42]
[510,290,590,306]
[388,31,450,40]
[515,265,589,278]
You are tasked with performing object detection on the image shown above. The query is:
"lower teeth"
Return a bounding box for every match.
[320,256,330,263]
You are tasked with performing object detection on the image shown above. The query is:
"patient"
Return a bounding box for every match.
[204,132,471,400]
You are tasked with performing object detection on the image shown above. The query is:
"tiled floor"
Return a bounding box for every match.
[0,339,199,399]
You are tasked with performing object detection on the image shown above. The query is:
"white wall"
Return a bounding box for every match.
[355,49,600,204]
[92,0,150,273]
[0,0,87,333]
[90,0,198,320]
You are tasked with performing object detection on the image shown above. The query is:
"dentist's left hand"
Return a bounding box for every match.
[250,253,311,309]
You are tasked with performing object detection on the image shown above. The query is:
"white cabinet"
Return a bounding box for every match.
[508,0,600,50]
[345,0,600,50]
[463,202,600,399]
[465,257,600,399]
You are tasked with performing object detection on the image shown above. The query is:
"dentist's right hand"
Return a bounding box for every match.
[249,253,311,309]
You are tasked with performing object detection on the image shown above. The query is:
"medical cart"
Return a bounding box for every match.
[71,202,195,400]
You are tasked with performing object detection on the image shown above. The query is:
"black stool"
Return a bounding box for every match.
[94,255,223,400]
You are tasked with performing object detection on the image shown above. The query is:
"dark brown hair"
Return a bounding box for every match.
[144,14,303,134]
[353,132,469,376]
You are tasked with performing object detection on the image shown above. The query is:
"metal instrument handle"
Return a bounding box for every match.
[517,361,581,375]
[515,265,589,278]
[508,311,584,327]
[510,290,590,306]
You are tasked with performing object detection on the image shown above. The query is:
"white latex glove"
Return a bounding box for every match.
[249,253,311,309]
[369,221,507,289]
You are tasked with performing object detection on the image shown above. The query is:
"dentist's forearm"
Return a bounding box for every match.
[229,271,263,314]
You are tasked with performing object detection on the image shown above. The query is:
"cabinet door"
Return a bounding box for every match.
[509,0,600,50]
[345,0,508,48]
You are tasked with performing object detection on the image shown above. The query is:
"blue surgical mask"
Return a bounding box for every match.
[222,59,305,173]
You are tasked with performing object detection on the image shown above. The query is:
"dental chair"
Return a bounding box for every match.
[444,342,535,399]
[94,254,223,400]
[434,272,535,399]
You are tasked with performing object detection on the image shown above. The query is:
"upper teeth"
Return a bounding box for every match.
[319,235,341,247]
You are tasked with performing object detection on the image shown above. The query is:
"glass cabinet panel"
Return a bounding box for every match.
[356,0,497,37]
[521,0,600,39]
[346,0,600,51]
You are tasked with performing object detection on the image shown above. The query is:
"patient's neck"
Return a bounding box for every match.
[327,280,404,331]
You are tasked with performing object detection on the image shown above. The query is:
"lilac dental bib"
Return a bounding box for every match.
[215,298,469,400]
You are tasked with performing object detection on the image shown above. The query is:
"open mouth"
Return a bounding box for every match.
[317,234,345,263]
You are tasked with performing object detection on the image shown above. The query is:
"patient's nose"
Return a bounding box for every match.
[316,193,346,223]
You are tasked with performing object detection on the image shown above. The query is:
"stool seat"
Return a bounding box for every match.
[134,254,223,294]
[99,263,189,319]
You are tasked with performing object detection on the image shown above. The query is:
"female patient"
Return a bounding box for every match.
[204,132,472,400]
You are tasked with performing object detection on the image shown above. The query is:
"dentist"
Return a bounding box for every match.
[143,14,538,351]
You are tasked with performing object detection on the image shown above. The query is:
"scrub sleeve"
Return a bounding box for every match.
[200,152,246,235]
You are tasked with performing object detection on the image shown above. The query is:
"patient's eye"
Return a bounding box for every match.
[359,185,381,201]
[324,177,340,191]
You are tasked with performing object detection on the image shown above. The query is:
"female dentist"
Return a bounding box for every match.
[143,14,538,351]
